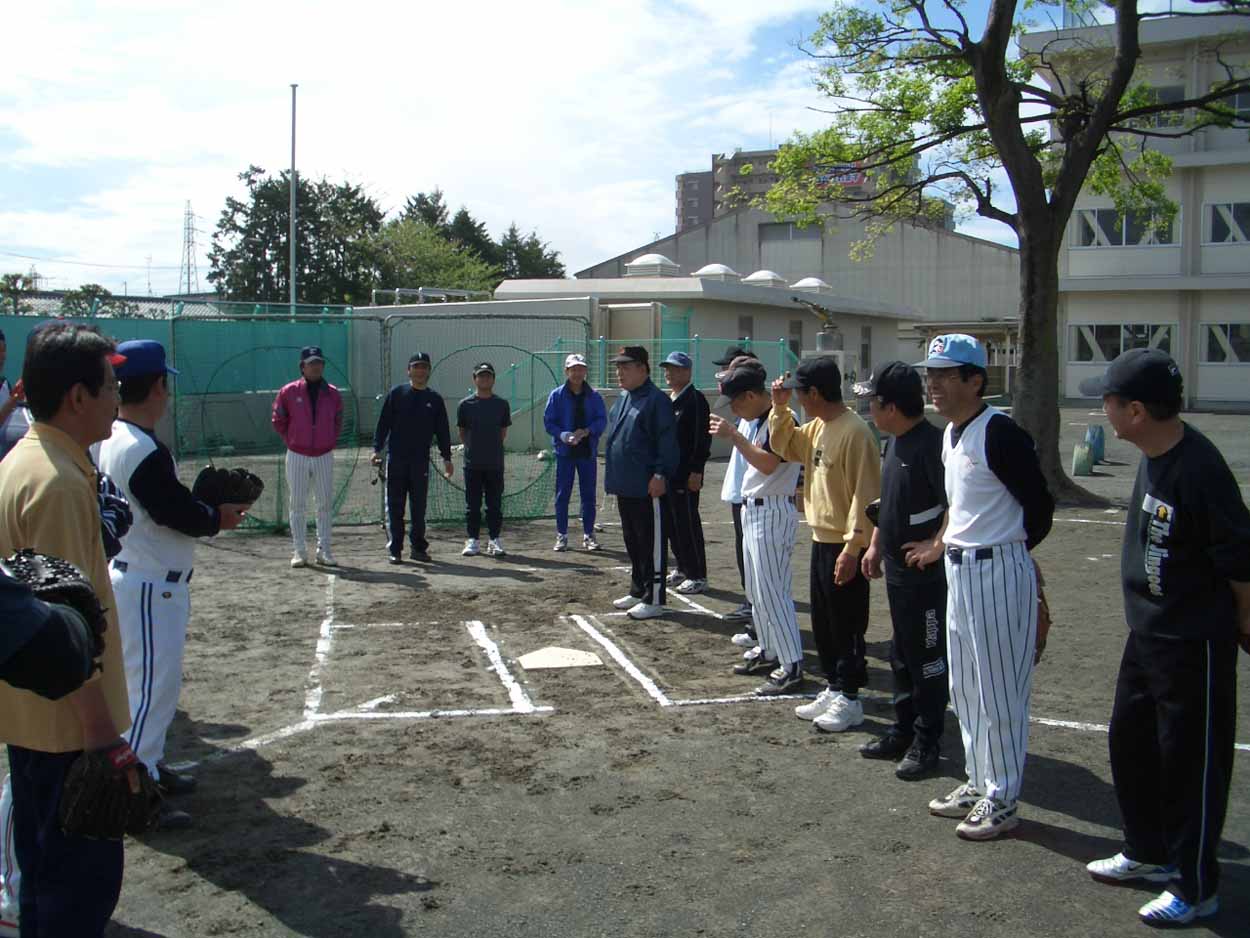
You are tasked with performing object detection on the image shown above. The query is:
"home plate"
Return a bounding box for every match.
[518,646,604,670]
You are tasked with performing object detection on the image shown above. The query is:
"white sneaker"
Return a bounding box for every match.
[813,694,865,733]
[794,687,838,720]
[675,578,707,595]
[666,569,685,586]
[731,631,757,648]
[315,550,337,567]
[1086,853,1179,884]
[627,601,665,620]
[553,534,568,552]
[290,553,308,568]
[1138,891,1219,927]
[462,538,480,556]
[583,534,601,551]
[488,538,506,556]
[928,782,982,818]
[613,594,639,609]
[956,796,1019,840]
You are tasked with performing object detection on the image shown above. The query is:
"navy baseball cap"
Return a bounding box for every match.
[1078,348,1183,405]
[916,333,987,369]
[853,360,921,404]
[473,361,496,376]
[713,345,756,366]
[115,339,178,378]
[609,345,650,366]
[719,365,767,399]
[660,351,693,369]
[781,356,842,393]
[300,346,325,363]
[408,352,431,366]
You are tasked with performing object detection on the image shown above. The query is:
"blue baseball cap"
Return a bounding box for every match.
[660,351,693,369]
[115,339,178,378]
[916,333,987,369]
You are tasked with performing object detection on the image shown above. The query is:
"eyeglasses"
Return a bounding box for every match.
[924,369,964,383]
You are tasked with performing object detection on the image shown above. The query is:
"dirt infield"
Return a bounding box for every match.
[5,409,1248,937]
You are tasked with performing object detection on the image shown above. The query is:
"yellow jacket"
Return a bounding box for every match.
[0,423,130,751]
[768,406,881,550]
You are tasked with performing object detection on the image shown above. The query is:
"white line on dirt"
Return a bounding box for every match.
[466,619,541,714]
[673,692,817,706]
[331,621,428,631]
[1031,715,1249,753]
[302,574,337,718]
[312,706,555,722]
[1054,518,1124,526]
[356,694,398,711]
[669,592,724,619]
[570,614,673,707]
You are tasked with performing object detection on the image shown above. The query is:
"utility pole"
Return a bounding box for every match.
[290,83,298,315]
[146,255,152,295]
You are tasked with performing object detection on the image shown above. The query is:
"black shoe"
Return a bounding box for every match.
[733,649,779,676]
[859,733,914,760]
[388,555,404,565]
[157,765,197,796]
[410,549,432,563]
[156,805,193,830]
[895,739,941,780]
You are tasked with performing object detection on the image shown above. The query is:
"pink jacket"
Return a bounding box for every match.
[271,378,343,457]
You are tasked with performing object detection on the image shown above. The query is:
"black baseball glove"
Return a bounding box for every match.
[98,472,133,560]
[59,739,162,839]
[0,550,107,665]
[192,466,265,507]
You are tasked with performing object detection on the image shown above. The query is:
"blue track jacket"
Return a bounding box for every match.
[542,382,608,457]
[604,378,679,497]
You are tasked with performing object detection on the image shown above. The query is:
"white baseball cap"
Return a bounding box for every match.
[564,353,588,369]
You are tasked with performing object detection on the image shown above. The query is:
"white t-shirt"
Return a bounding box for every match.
[0,379,31,453]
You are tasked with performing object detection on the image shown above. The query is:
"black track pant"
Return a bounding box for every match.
[809,541,869,694]
[885,577,949,745]
[731,502,746,590]
[385,458,430,555]
[664,490,706,581]
[1109,632,1237,904]
[464,468,504,539]
[618,495,668,605]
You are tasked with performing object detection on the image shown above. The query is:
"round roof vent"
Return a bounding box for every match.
[692,263,741,282]
[742,269,788,288]
[624,253,681,277]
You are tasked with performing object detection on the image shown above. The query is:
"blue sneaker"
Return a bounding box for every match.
[1138,891,1219,928]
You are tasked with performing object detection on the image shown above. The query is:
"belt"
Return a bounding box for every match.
[112,560,193,583]
[747,496,795,506]
[945,546,994,564]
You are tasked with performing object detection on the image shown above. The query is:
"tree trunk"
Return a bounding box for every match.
[1011,221,1105,506]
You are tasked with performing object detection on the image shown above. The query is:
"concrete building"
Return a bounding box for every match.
[676,171,714,232]
[1022,13,1250,407]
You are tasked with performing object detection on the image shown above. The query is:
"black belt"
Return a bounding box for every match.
[747,496,795,506]
[946,546,994,564]
[112,560,193,583]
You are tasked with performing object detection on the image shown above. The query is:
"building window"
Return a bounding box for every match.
[860,327,872,375]
[789,320,804,359]
[759,222,821,241]
[1073,208,1176,246]
[1205,202,1250,243]
[1131,85,1185,127]
[738,315,754,342]
[1207,84,1249,119]
[1069,323,1173,362]
[1201,323,1250,364]
[685,198,699,207]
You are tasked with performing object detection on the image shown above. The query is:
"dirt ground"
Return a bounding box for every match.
[6,408,1249,937]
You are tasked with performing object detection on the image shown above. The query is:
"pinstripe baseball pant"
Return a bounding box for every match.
[742,498,802,667]
[286,450,334,555]
[945,541,1037,804]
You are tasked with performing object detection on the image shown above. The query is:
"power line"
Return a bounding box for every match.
[0,249,182,271]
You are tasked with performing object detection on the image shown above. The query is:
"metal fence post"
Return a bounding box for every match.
[692,334,701,388]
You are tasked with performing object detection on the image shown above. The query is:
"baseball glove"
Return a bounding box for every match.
[1034,559,1052,664]
[192,466,265,507]
[59,740,162,839]
[0,550,107,666]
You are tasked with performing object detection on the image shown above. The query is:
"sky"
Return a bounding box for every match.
[0,0,1082,298]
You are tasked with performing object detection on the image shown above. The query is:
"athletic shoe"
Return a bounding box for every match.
[730,630,757,648]
[733,647,779,676]
[666,569,685,586]
[929,782,983,818]
[315,550,338,567]
[795,687,838,720]
[724,602,753,621]
[613,594,641,609]
[583,534,601,551]
[488,538,506,556]
[157,764,197,796]
[675,578,707,595]
[755,664,802,696]
[0,912,18,938]
[554,534,569,552]
[859,733,914,761]
[627,602,665,620]
[462,538,480,556]
[410,549,432,563]
[1138,891,1219,927]
[813,694,865,733]
[1086,853,1179,885]
[388,554,404,565]
[290,553,308,568]
[956,796,1019,840]
[156,805,194,831]
[895,739,941,780]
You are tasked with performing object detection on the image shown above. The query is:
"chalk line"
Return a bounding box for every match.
[302,574,336,718]
[569,614,672,706]
[669,592,724,619]
[466,619,541,714]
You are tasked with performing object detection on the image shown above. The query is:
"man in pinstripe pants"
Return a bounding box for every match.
[915,334,1053,841]
[710,363,805,694]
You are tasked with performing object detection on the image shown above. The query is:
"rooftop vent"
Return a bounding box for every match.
[624,253,680,278]
[791,276,834,295]
[742,269,788,289]
[692,263,741,282]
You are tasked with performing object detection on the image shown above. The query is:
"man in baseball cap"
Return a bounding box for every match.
[457,361,511,557]
[1081,348,1250,926]
[854,362,950,779]
[543,352,606,552]
[780,355,845,398]
[659,350,710,595]
[713,345,757,367]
